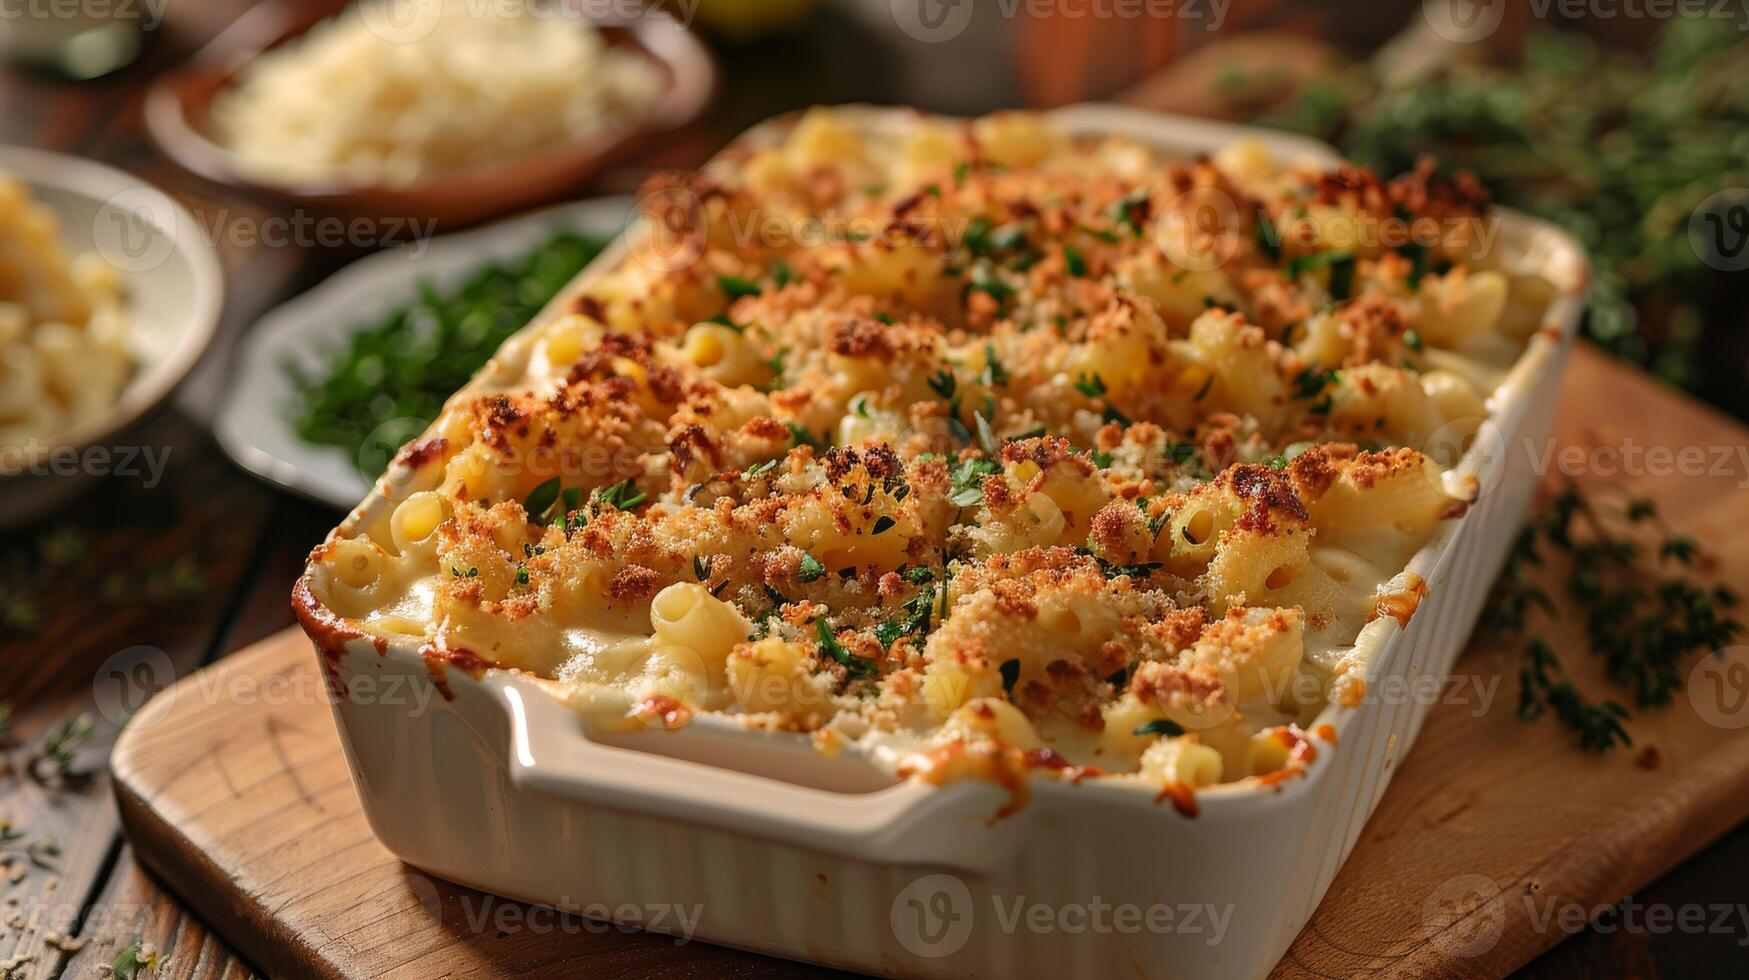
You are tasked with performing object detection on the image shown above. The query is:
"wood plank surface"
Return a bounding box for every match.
[105,345,1749,979]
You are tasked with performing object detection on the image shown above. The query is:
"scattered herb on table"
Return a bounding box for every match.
[111,939,163,980]
[285,231,611,476]
[1483,487,1742,751]
[27,711,94,785]
[0,527,90,634]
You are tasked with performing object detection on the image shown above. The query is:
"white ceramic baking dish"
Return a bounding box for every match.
[296,105,1588,980]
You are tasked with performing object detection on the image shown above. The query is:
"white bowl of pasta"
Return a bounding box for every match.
[0,148,223,525]
[288,105,1587,979]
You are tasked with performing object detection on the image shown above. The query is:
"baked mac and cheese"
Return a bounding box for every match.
[0,175,132,449]
[301,108,1554,806]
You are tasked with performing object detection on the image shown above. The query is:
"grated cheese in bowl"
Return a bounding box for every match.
[210,0,664,189]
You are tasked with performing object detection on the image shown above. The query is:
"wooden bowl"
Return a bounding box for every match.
[145,0,715,228]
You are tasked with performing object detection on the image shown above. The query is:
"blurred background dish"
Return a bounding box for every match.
[0,147,222,527]
[215,195,629,509]
[144,0,713,227]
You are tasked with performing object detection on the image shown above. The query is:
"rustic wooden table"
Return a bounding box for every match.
[0,5,1743,978]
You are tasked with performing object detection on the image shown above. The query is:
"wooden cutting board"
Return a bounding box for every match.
[111,345,1749,980]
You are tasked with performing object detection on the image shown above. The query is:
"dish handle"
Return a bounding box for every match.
[496,684,1026,874]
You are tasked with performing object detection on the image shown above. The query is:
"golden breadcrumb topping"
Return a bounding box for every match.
[305,108,1550,797]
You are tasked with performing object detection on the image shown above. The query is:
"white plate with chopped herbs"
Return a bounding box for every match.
[215,196,631,508]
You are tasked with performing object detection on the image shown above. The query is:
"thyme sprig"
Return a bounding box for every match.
[1485,486,1742,751]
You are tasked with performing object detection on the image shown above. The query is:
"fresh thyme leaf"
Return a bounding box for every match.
[1063,244,1088,277]
[927,369,957,400]
[798,554,826,583]
[522,477,561,521]
[111,938,160,980]
[966,261,1014,302]
[1253,217,1281,262]
[1292,365,1341,399]
[979,343,1010,387]
[786,422,824,450]
[816,617,875,677]
[1080,549,1160,580]
[1133,718,1186,738]
[949,456,1002,508]
[594,479,646,511]
[29,712,94,784]
[973,412,998,455]
[1110,189,1151,236]
[1074,372,1107,397]
[704,312,746,334]
[717,274,762,301]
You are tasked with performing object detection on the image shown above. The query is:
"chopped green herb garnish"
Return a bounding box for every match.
[871,516,896,535]
[973,412,998,455]
[1110,189,1151,236]
[927,369,957,401]
[1292,365,1341,400]
[717,274,762,301]
[594,479,646,511]
[979,344,1010,387]
[1063,245,1087,277]
[1253,217,1281,261]
[523,477,561,522]
[285,231,611,477]
[948,456,1002,508]
[1133,718,1186,738]
[1074,373,1107,397]
[787,422,824,450]
[797,553,826,583]
[816,617,876,677]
